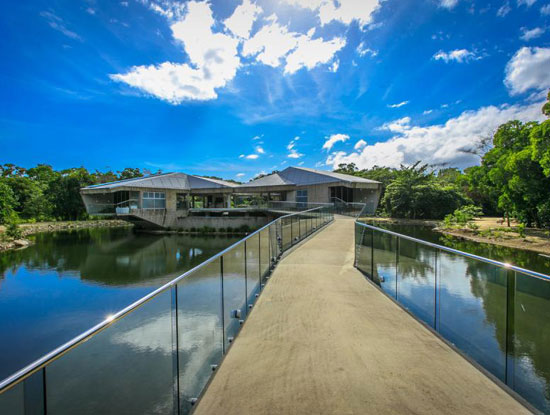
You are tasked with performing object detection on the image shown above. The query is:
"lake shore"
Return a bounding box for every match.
[0,220,132,252]
[366,217,550,256]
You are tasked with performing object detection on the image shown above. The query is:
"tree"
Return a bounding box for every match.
[0,180,16,224]
[543,90,550,117]
[118,167,144,180]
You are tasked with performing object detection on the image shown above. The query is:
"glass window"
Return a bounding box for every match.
[296,189,308,207]
[142,192,165,209]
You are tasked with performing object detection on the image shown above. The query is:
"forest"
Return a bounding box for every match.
[1,93,549,229]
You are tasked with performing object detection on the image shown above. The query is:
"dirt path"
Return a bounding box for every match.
[194,217,530,415]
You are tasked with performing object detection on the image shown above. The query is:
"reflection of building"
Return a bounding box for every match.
[80,167,382,229]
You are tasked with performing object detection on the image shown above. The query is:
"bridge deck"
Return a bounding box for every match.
[194,217,530,415]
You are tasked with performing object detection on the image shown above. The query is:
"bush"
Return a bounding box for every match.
[442,205,483,228]
[517,223,526,238]
[238,224,251,233]
[5,214,22,240]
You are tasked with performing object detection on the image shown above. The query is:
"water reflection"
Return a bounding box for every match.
[362,223,550,413]
[0,227,240,381]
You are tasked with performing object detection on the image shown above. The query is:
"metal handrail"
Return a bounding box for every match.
[0,205,331,393]
[356,221,550,282]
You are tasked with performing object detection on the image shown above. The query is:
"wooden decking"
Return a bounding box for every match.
[194,216,531,415]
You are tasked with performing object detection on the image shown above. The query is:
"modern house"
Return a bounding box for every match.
[80,166,382,229]
[237,166,382,206]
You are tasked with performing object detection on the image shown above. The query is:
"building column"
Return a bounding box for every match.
[226,194,231,208]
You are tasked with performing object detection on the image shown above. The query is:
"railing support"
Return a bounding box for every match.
[171,285,181,415]
[505,269,516,386]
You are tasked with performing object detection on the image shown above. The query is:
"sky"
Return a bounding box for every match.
[1,0,550,181]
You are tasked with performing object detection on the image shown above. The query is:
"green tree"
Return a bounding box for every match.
[0,180,16,224]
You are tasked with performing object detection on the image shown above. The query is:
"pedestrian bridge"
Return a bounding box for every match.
[0,206,543,414]
[194,217,528,415]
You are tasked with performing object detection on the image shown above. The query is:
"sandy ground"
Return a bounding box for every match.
[194,217,530,415]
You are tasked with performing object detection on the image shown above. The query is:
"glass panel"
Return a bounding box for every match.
[397,238,437,327]
[269,223,280,261]
[355,225,372,276]
[306,213,312,235]
[291,217,299,245]
[259,228,270,281]
[372,231,397,297]
[47,290,174,415]
[299,215,307,240]
[438,252,507,382]
[177,258,223,414]
[0,382,24,415]
[245,234,260,306]
[281,217,292,251]
[512,271,550,413]
[222,247,246,346]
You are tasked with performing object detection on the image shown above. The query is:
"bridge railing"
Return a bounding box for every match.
[354,219,550,413]
[0,206,334,415]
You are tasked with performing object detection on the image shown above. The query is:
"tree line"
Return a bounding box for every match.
[335,92,550,228]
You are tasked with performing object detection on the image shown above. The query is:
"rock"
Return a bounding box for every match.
[13,239,30,248]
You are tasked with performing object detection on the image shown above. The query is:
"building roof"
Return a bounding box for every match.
[82,172,238,192]
[240,166,380,189]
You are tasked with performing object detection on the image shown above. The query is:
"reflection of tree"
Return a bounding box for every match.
[0,228,240,287]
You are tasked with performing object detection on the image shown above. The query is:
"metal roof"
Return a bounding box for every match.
[82,172,237,191]
[240,166,380,188]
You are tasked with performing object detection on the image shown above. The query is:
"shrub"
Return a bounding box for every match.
[442,205,483,229]
[5,214,22,240]
[517,223,526,238]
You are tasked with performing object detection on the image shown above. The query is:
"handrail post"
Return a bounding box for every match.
[244,240,248,314]
[220,257,226,354]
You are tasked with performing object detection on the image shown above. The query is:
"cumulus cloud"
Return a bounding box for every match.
[520,26,546,41]
[542,4,550,14]
[255,145,265,154]
[354,139,367,150]
[322,133,350,151]
[356,42,378,57]
[236,173,246,178]
[388,101,409,108]
[433,49,478,63]
[111,1,239,102]
[284,33,345,74]
[287,136,304,158]
[505,47,550,95]
[326,101,545,170]
[283,0,383,28]
[380,117,411,133]
[245,154,259,159]
[224,0,262,39]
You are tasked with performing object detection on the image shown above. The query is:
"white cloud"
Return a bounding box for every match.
[322,133,350,151]
[520,26,546,41]
[40,11,82,40]
[287,136,303,158]
[423,109,433,115]
[255,145,265,154]
[505,47,550,95]
[242,17,345,74]
[380,117,411,133]
[518,0,537,6]
[288,150,304,159]
[242,18,299,67]
[236,173,246,178]
[542,4,550,14]
[245,154,259,159]
[284,33,346,74]
[356,42,378,57]
[354,139,367,150]
[433,49,478,63]
[439,0,459,9]
[111,1,240,102]
[224,0,262,39]
[329,60,339,72]
[239,154,245,158]
[283,0,383,28]
[86,8,96,15]
[497,3,512,16]
[387,101,409,108]
[326,101,546,170]
[121,1,129,6]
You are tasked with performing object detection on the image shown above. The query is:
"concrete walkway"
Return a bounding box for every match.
[194,217,531,415]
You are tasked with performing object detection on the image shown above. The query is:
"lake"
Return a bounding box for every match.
[0,227,241,382]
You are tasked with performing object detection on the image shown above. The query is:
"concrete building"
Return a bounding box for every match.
[80,167,382,229]
[237,166,382,206]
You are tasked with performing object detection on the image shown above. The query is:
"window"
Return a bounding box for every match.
[142,192,166,209]
[296,189,308,207]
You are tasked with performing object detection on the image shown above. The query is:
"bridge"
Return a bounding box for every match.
[0,205,545,414]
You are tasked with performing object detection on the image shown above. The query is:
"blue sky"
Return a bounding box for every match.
[1,0,549,181]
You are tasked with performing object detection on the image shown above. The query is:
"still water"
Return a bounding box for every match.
[0,227,241,382]
[361,222,550,413]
